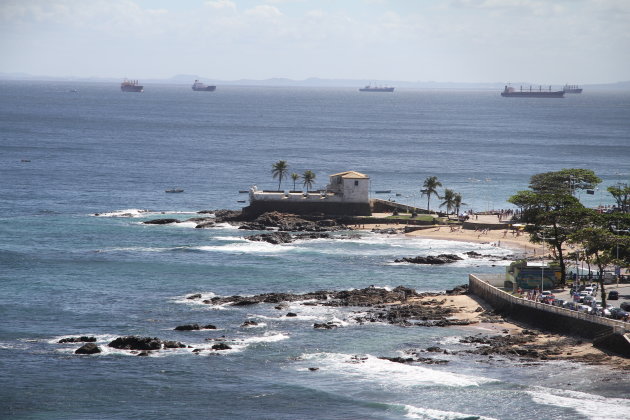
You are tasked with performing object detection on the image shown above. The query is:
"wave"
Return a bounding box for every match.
[92,209,200,218]
[526,387,630,420]
[296,353,495,388]
[403,404,498,420]
[195,242,296,254]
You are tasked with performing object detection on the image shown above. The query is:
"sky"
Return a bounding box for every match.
[1,0,629,84]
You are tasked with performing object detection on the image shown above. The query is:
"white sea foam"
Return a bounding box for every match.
[195,242,296,254]
[194,332,290,355]
[526,387,630,420]
[297,353,494,387]
[92,208,151,218]
[403,404,498,420]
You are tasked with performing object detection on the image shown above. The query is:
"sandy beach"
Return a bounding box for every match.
[409,294,630,370]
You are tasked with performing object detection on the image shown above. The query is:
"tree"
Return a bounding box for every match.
[302,170,316,192]
[509,169,601,285]
[271,160,289,191]
[607,184,630,213]
[440,189,456,218]
[569,227,623,308]
[421,176,442,213]
[529,168,601,196]
[453,192,466,217]
[290,173,300,191]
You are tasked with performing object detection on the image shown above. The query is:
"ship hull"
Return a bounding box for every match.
[121,86,143,93]
[359,88,394,92]
[192,86,216,92]
[501,91,564,98]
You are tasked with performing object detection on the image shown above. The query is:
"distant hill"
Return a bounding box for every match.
[0,72,628,91]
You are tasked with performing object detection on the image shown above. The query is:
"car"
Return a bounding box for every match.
[620,302,630,311]
[553,299,566,307]
[584,287,594,295]
[583,296,596,306]
[608,290,619,300]
[608,308,629,320]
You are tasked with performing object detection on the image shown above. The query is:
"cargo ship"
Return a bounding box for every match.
[359,84,394,92]
[501,85,564,98]
[192,80,216,92]
[121,79,143,93]
[563,84,583,94]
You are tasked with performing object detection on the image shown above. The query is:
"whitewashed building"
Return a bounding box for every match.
[243,171,371,217]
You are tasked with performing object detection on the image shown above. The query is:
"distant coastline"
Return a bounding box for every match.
[1,73,629,91]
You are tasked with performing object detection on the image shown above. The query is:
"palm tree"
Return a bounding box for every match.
[421,176,442,213]
[302,170,316,192]
[440,188,457,218]
[271,160,289,191]
[453,192,466,217]
[290,173,300,191]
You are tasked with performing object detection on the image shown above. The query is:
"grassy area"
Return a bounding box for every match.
[382,214,439,222]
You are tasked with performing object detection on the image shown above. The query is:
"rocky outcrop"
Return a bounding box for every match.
[75,343,102,355]
[143,218,180,225]
[239,212,346,232]
[394,254,463,264]
[174,324,216,331]
[245,232,293,244]
[211,343,232,351]
[59,336,96,343]
[108,336,163,351]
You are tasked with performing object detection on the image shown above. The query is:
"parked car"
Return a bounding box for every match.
[553,299,566,308]
[607,290,619,300]
[584,287,595,295]
[582,296,596,306]
[609,308,629,320]
[620,302,630,311]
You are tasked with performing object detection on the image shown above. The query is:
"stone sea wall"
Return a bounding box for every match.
[469,274,630,356]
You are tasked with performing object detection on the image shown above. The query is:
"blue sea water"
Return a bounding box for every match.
[1,81,630,419]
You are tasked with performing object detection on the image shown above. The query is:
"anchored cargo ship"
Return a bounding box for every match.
[501,85,564,98]
[359,84,394,92]
[192,80,216,92]
[121,79,143,93]
[563,84,583,94]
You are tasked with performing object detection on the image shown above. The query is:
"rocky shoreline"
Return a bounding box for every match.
[61,284,628,368]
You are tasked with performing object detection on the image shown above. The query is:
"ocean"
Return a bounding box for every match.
[1,81,629,419]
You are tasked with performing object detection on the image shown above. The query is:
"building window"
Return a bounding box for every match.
[354,180,359,186]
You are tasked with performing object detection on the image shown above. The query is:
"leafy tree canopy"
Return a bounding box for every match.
[529,169,601,195]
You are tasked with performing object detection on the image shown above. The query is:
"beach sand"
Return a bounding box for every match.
[354,218,629,369]
[409,294,630,369]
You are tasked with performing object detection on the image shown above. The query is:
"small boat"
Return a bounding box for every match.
[375,190,392,194]
[237,200,246,203]
[238,190,249,193]
[165,189,184,193]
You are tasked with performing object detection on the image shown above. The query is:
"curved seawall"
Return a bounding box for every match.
[469,274,630,356]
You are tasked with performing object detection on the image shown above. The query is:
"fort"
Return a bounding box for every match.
[242,170,373,218]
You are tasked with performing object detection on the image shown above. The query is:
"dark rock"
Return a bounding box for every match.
[394,254,463,265]
[379,356,415,364]
[163,341,186,349]
[211,343,232,351]
[314,322,338,329]
[308,367,319,371]
[108,336,162,351]
[195,221,216,229]
[445,284,469,295]
[286,312,298,317]
[59,336,97,343]
[202,324,217,330]
[426,346,443,352]
[137,351,151,356]
[241,320,259,327]
[186,294,202,300]
[143,218,180,225]
[174,324,201,331]
[245,232,293,244]
[75,343,101,355]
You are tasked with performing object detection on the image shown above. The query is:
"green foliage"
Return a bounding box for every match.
[290,173,300,190]
[529,168,601,195]
[302,170,316,192]
[440,188,456,216]
[607,184,630,212]
[421,176,442,212]
[271,160,289,191]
